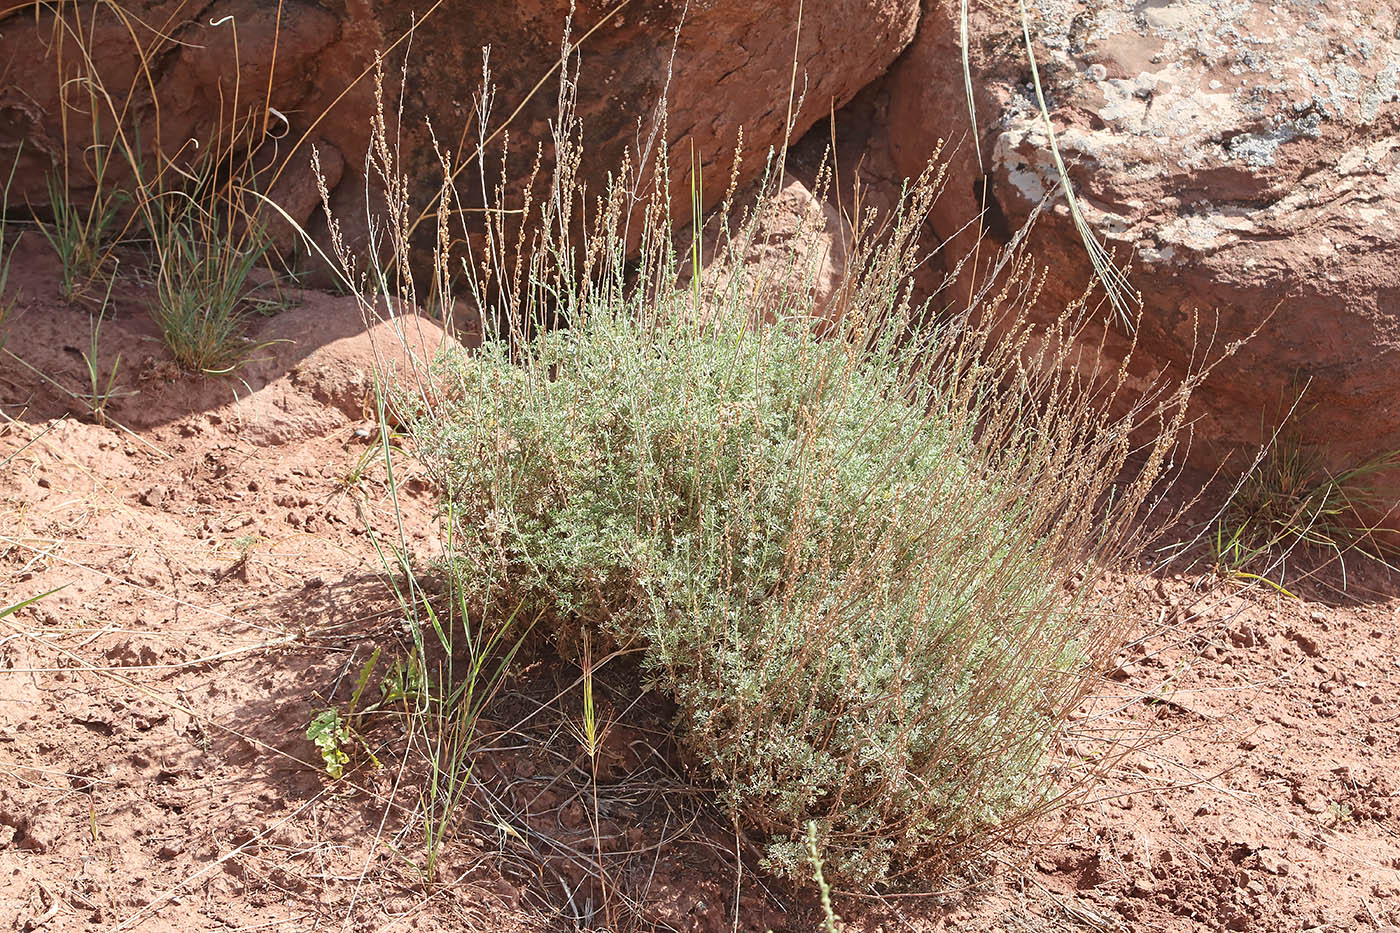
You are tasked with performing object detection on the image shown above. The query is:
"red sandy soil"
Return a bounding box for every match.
[2,237,1398,932]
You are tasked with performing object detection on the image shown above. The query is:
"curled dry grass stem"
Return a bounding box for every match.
[955,0,1141,331]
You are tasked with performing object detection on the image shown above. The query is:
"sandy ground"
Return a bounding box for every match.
[2,238,1398,932]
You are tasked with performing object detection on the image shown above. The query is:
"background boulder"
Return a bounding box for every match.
[1,0,919,257]
[879,0,1400,508]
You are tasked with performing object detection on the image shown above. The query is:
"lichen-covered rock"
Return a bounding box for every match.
[882,0,1400,510]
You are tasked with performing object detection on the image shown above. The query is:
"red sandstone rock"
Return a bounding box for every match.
[1,0,918,261]
[681,177,853,328]
[880,0,1400,516]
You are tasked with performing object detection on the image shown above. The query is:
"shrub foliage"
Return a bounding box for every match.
[406,264,1192,885]
[336,53,1201,887]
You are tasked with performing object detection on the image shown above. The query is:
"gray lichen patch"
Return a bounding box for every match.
[984,0,1399,269]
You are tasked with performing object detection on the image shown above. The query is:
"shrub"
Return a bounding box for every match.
[404,246,1193,884]
[331,49,1202,890]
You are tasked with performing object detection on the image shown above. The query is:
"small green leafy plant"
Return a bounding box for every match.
[306,708,352,778]
[306,648,387,779]
[378,652,427,709]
